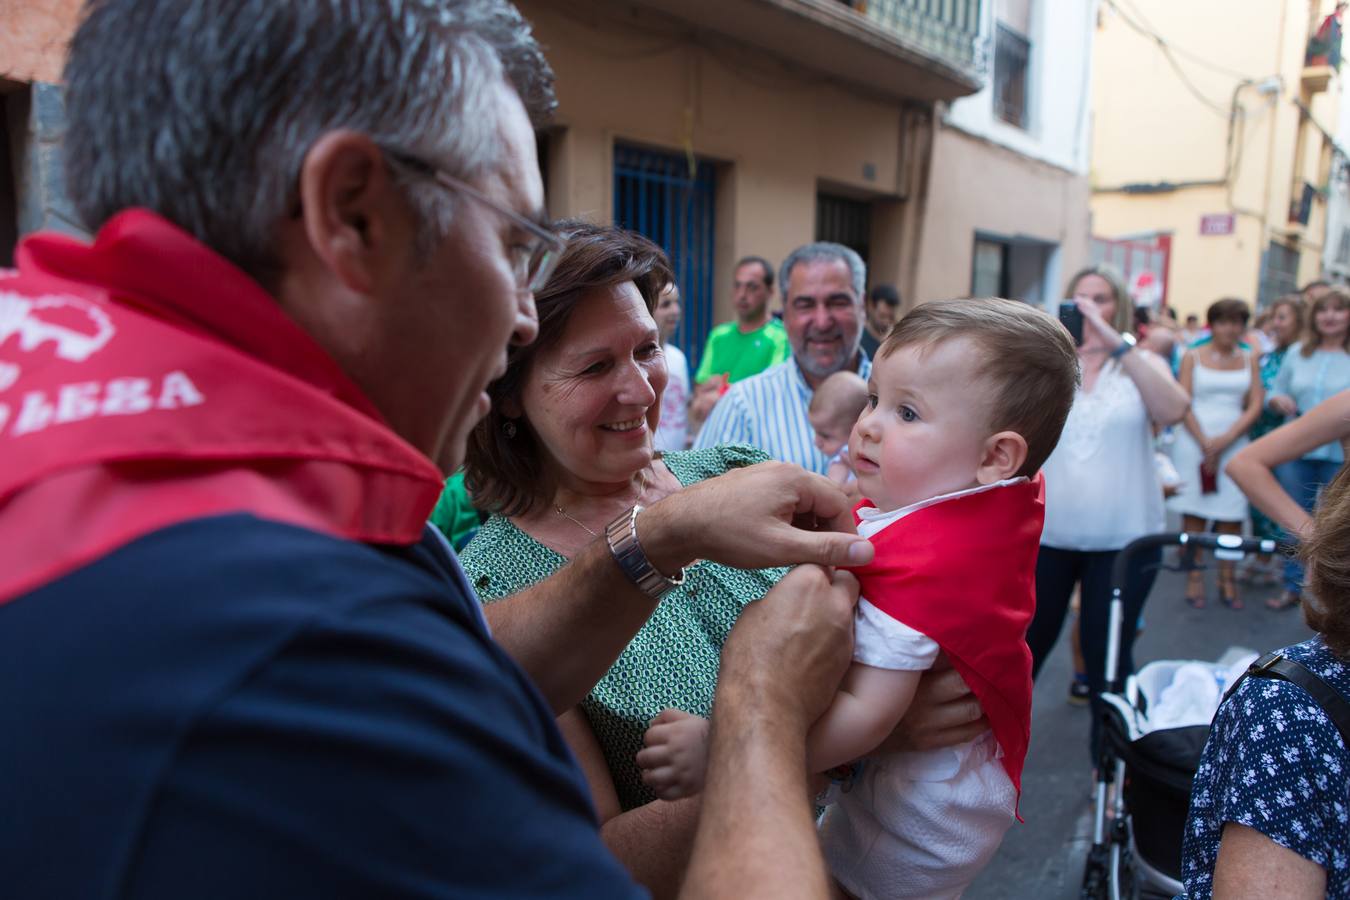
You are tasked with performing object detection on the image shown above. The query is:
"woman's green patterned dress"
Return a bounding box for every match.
[459,444,787,811]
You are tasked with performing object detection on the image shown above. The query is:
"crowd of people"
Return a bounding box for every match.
[3,1,1349,898]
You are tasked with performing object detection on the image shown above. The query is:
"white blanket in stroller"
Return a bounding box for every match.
[1134,654,1259,732]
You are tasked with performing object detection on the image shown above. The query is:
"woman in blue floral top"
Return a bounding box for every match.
[1187,390,1350,897]
[1182,636,1350,897]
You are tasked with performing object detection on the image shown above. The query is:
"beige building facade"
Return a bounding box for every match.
[5,0,1102,344]
[517,0,986,358]
[2,0,986,369]
[914,0,1097,311]
[1091,0,1346,318]
[6,0,1100,325]
[918,131,1092,307]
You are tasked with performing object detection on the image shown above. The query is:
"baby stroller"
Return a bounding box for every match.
[1079,532,1282,900]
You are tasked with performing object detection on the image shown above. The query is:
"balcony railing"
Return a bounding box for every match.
[838,0,983,73]
[618,0,986,101]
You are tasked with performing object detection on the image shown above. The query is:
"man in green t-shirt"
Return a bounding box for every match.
[429,470,485,551]
[694,256,790,385]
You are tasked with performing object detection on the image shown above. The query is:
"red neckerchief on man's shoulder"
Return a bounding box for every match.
[0,209,446,605]
[846,475,1045,814]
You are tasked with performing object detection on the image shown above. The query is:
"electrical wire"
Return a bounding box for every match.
[1113,0,1262,82]
[1101,0,1241,118]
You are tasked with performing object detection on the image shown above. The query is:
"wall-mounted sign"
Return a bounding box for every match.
[1200,213,1235,236]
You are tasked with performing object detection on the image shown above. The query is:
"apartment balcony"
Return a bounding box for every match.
[1302,63,1335,95]
[625,0,985,103]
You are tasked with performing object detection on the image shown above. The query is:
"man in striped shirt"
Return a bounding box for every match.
[695,242,872,473]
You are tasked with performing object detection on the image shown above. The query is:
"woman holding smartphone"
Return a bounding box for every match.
[1167,298,1264,609]
[1028,265,1190,755]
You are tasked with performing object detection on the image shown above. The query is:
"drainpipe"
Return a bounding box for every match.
[1260,0,1290,248]
[900,102,938,311]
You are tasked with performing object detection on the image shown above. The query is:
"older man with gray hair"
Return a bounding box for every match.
[0,2,911,897]
[696,241,872,473]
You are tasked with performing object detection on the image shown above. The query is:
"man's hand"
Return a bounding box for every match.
[640,462,875,575]
[682,565,858,899]
[876,653,988,753]
[717,565,859,733]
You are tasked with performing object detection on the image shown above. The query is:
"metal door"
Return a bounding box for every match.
[613,143,716,372]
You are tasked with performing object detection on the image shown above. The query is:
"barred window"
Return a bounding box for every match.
[993,24,1030,129]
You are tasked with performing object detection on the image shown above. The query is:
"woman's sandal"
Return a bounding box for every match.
[1185,573,1206,609]
[1265,590,1300,611]
[1219,580,1243,610]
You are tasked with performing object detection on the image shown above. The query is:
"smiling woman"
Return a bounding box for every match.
[457,221,790,895]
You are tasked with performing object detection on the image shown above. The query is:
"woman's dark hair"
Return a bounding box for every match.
[464,220,673,517]
[1206,297,1250,327]
[1303,465,1350,660]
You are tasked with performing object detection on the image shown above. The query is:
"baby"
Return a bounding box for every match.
[639,298,1078,899]
[808,370,869,485]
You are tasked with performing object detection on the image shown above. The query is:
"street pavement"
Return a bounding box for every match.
[967,544,1315,899]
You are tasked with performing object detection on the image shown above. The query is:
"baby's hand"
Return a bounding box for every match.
[636,708,711,801]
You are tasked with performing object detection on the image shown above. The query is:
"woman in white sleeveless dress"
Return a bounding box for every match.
[1169,298,1264,608]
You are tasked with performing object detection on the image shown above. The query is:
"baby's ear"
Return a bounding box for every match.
[976,431,1028,485]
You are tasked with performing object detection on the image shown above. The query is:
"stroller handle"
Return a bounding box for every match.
[1102,532,1294,692]
[1107,532,1289,594]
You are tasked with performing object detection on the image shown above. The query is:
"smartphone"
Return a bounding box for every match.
[1058,301,1084,347]
[1199,463,1219,495]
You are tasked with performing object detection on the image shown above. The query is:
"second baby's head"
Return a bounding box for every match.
[809,371,869,459]
[851,298,1079,511]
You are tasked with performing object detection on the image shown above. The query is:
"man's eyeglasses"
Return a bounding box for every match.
[384,148,564,293]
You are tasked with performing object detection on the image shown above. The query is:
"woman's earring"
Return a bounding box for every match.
[503,420,518,439]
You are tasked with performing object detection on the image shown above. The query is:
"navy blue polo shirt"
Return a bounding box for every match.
[0,514,642,898]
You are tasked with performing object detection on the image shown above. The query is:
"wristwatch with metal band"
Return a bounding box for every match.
[605,504,686,599]
[1109,333,1136,361]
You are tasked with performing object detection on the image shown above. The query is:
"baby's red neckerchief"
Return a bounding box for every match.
[847,475,1045,808]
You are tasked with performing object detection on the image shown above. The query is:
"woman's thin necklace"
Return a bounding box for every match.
[554,508,599,537]
[555,469,650,537]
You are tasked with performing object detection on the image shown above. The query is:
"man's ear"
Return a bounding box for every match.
[976,430,1028,485]
[296,130,408,296]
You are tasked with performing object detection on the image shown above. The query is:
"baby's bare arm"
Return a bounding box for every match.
[806,663,923,773]
[638,709,712,801]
